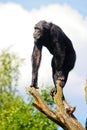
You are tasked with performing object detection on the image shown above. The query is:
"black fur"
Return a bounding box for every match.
[31,20,76,89]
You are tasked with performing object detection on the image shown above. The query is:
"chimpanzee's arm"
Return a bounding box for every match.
[31,44,42,88]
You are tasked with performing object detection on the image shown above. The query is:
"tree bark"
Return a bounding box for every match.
[28,80,85,130]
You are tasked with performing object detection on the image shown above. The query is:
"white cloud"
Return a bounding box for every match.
[0,2,87,98]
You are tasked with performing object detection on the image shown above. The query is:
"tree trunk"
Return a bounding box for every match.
[28,80,85,130]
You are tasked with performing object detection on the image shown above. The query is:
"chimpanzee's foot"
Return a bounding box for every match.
[50,88,57,97]
[57,78,65,88]
[66,106,76,115]
[30,85,39,89]
[63,100,76,114]
[34,86,39,89]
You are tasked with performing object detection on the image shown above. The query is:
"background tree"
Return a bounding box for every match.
[0,48,57,130]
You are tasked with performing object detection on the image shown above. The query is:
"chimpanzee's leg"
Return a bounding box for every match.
[50,56,69,101]
[51,57,75,114]
[51,57,69,88]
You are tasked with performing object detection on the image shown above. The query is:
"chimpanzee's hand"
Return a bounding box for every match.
[50,88,57,97]
[30,83,39,89]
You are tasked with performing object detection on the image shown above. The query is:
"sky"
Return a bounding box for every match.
[0,0,87,129]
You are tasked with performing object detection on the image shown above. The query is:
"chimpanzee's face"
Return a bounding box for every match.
[33,20,50,43]
[33,27,43,42]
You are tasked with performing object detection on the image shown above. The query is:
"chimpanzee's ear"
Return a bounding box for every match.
[43,23,49,30]
[43,22,52,30]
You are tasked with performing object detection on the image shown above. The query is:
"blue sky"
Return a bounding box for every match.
[0,1,87,130]
[1,0,87,16]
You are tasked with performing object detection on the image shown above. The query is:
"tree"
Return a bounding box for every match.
[29,80,86,130]
[0,48,23,94]
[0,92,57,130]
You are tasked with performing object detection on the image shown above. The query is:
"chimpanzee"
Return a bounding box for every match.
[30,20,76,97]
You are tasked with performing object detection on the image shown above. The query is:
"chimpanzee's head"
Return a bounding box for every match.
[33,20,51,43]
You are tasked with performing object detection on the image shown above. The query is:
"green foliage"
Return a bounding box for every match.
[0,48,24,93]
[0,92,57,130]
[0,93,34,130]
[41,89,54,106]
[0,48,58,130]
